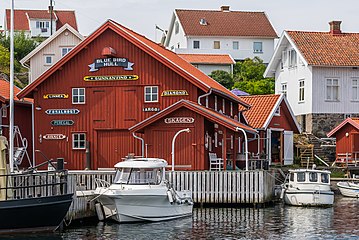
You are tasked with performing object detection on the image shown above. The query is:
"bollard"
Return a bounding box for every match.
[57,158,64,171]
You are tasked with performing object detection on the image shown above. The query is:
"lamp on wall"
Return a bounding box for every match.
[345,132,349,137]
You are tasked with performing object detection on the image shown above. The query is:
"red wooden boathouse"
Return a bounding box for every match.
[18,20,257,170]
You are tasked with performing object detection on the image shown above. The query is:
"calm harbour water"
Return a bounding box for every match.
[4,196,359,240]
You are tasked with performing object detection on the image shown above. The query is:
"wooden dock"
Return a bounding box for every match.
[65,170,275,221]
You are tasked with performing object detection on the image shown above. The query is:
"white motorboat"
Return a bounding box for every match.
[337,181,359,198]
[93,158,193,223]
[281,168,334,206]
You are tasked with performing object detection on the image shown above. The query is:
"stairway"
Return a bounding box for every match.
[296,144,314,167]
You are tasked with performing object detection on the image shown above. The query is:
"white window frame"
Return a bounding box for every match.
[36,21,49,29]
[233,41,239,50]
[72,88,86,104]
[214,96,218,111]
[253,42,263,53]
[281,83,287,97]
[288,49,297,68]
[325,78,339,101]
[61,47,72,57]
[175,21,179,34]
[274,107,280,116]
[352,78,359,101]
[44,55,53,65]
[144,86,158,103]
[193,40,200,49]
[72,133,86,150]
[299,79,305,102]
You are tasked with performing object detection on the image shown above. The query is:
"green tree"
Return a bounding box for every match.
[0,45,10,75]
[209,70,234,89]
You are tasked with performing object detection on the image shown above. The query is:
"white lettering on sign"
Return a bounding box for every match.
[43,134,66,140]
[143,107,160,112]
[161,90,189,97]
[164,117,195,124]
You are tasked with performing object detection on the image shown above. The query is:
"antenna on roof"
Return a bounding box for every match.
[199,18,207,26]
[49,0,54,35]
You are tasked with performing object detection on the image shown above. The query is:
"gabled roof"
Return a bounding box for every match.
[20,24,84,65]
[0,78,32,104]
[129,100,256,134]
[18,20,249,108]
[264,28,359,77]
[327,118,359,137]
[239,94,301,132]
[5,9,78,31]
[178,54,235,65]
[174,9,277,38]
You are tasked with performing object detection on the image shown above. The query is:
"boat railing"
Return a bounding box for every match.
[94,178,111,188]
[0,170,69,201]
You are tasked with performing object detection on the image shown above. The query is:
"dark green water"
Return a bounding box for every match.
[3,196,359,239]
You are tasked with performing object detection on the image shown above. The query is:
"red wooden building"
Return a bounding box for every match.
[0,77,33,167]
[18,20,258,170]
[327,118,359,165]
[239,94,301,166]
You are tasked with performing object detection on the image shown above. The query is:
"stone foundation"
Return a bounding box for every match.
[296,113,359,138]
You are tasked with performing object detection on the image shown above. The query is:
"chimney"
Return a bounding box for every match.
[329,21,342,35]
[220,6,230,12]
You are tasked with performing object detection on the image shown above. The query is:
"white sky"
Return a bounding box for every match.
[1,0,359,42]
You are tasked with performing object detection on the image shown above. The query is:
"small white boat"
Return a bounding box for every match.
[93,158,193,223]
[337,181,359,198]
[281,168,334,206]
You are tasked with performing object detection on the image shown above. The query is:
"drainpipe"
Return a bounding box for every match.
[236,127,249,171]
[171,128,190,171]
[132,132,144,157]
[31,103,35,167]
[197,88,212,105]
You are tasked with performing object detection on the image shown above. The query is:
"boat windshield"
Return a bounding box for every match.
[113,167,163,185]
[321,173,329,183]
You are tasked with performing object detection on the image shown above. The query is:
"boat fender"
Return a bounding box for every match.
[95,202,106,221]
[280,189,285,199]
[167,190,174,204]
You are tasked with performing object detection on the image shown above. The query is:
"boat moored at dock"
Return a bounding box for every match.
[281,168,334,206]
[93,158,193,223]
[337,181,359,198]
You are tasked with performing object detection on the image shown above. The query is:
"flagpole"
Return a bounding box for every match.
[9,0,15,173]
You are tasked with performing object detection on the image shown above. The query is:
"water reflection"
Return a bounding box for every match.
[60,196,359,240]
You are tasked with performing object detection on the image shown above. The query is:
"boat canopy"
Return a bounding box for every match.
[114,158,168,169]
[288,169,331,174]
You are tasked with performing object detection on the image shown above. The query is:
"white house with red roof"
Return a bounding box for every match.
[20,24,84,83]
[163,6,278,63]
[178,53,235,75]
[4,9,78,38]
[264,21,359,137]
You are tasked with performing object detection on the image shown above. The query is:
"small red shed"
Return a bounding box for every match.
[327,118,359,165]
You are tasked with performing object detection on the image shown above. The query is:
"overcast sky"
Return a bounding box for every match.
[1,0,359,42]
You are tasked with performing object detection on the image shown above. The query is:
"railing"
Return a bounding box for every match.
[333,152,359,167]
[0,170,70,201]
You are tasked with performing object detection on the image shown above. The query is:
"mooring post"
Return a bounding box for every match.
[85,141,91,170]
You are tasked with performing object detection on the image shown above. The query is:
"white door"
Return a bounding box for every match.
[283,131,294,165]
[266,129,271,165]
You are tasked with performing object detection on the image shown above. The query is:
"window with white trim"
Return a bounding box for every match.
[214,96,218,111]
[144,86,158,102]
[352,79,359,101]
[299,79,305,102]
[175,22,179,34]
[281,50,287,69]
[44,55,53,65]
[253,42,263,53]
[72,88,85,104]
[325,78,339,101]
[281,83,287,97]
[289,49,297,68]
[61,47,72,57]
[36,21,49,29]
[193,40,200,49]
[274,107,280,116]
[233,41,239,50]
[1,104,6,118]
[72,133,86,149]
[214,41,220,49]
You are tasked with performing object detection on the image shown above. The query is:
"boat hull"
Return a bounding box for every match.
[337,182,359,198]
[0,193,73,233]
[97,193,193,223]
[283,190,334,206]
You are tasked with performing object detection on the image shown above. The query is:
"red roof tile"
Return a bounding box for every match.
[327,118,359,137]
[6,9,77,31]
[178,54,235,64]
[0,78,32,103]
[239,94,281,129]
[287,31,359,66]
[18,20,249,109]
[175,9,277,37]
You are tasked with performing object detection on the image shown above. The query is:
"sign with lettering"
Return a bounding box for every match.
[51,120,74,126]
[88,57,134,72]
[164,117,195,124]
[161,90,189,97]
[84,75,138,81]
[143,107,160,112]
[43,134,66,140]
[45,109,80,115]
[43,94,69,99]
